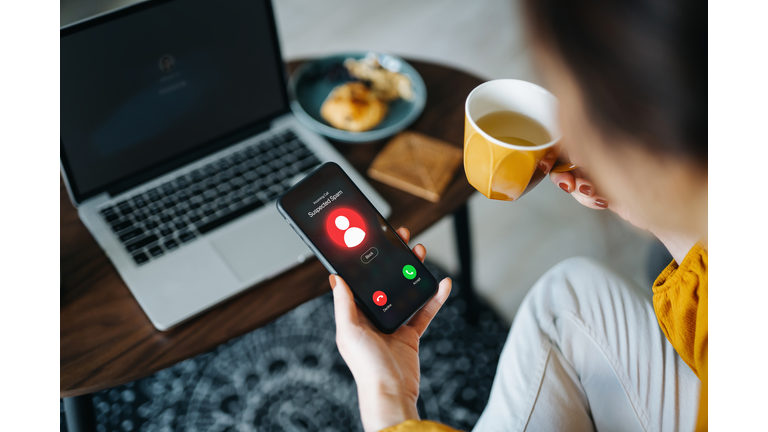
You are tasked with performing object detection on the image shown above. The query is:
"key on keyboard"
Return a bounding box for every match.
[98,129,322,265]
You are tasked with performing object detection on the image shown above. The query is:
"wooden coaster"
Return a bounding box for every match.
[368,131,463,202]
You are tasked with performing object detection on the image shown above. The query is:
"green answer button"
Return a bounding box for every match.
[402,264,417,280]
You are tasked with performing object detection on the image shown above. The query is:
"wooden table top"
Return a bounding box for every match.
[60,59,483,398]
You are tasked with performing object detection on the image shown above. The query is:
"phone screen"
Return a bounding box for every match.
[277,163,438,333]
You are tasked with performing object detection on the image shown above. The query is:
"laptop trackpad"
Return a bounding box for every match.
[210,211,310,283]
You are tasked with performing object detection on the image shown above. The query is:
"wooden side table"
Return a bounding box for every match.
[61,59,483,430]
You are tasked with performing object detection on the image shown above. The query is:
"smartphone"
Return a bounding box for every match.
[276,162,438,334]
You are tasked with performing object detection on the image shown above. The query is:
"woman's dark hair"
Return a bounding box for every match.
[523,0,706,164]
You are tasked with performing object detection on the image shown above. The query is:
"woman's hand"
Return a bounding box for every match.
[549,170,697,264]
[550,168,613,212]
[330,227,452,432]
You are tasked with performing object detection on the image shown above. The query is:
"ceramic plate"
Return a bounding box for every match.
[288,52,427,143]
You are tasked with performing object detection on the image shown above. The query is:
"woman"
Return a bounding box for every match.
[330,0,707,430]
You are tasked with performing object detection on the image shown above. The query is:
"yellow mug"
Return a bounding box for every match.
[464,79,576,201]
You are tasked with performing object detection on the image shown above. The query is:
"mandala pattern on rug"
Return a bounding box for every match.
[61,264,510,431]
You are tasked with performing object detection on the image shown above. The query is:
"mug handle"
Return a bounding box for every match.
[551,162,578,173]
[547,147,578,173]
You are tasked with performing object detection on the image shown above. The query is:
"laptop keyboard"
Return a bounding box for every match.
[98,130,321,266]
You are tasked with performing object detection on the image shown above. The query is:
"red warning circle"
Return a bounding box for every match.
[326,208,367,249]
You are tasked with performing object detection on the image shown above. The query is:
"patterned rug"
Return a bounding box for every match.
[61,263,511,432]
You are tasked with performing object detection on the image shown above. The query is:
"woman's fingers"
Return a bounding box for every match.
[398,226,427,262]
[574,177,593,197]
[572,177,609,209]
[569,191,610,210]
[396,227,410,244]
[537,149,560,174]
[330,275,359,333]
[550,170,576,193]
[406,277,452,338]
[412,244,427,262]
[551,171,609,210]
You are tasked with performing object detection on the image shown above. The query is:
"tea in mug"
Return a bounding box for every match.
[475,110,551,147]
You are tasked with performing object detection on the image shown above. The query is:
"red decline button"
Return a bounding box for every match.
[372,291,387,306]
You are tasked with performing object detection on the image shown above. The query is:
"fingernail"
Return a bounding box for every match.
[559,183,570,193]
[579,184,592,196]
[328,274,336,288]
[595,199,609,208]
[538,161,549,173]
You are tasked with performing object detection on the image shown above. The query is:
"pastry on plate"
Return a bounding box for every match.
[344,57,414,102]
[320,82,388,132]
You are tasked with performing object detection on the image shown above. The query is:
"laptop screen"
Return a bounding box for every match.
[61,0,288,202]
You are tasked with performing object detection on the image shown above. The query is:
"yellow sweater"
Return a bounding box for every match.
[653,243,708,430]
[383,245,709,432]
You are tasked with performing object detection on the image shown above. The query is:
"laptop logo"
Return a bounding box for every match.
[159,55,175,72]
[327,208,366,248]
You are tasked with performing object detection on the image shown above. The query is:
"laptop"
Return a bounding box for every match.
[60,0,390,330]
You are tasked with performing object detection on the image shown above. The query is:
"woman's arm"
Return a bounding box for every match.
[332,227,452,432]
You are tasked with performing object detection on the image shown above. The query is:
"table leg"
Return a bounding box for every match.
[453,203,478,324]
[64,395,96,432]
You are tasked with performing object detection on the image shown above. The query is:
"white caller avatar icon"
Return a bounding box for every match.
[335,215,365,248]
[327,208,367,249]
